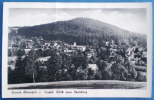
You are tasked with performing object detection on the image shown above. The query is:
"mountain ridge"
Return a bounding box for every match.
[17,17,146,45]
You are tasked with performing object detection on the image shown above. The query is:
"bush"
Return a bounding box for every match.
[136,71,147,82]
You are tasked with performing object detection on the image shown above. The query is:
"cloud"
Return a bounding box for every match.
[9,8,146,34]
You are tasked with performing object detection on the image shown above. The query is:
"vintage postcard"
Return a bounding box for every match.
[2,2,152,98]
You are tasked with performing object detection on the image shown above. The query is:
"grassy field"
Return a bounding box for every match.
[8,80,146,89]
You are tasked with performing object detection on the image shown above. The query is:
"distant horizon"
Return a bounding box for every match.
[9,8,147,34]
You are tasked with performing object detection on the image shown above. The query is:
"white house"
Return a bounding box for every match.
[36,56,51,62]
[88,64,98,71]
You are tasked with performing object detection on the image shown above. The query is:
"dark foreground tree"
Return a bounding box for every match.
[46,51,62,81]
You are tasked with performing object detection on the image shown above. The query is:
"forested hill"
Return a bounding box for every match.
[17,17,146,45]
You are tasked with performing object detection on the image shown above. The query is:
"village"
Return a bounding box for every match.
[8,34,147,83]
[8,36,96,69]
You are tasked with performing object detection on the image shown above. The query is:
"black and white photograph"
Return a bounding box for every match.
[2,2,152,98]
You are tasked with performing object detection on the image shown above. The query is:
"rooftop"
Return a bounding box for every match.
[88,64,98,70]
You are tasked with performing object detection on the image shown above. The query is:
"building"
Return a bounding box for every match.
[76,46,86,51]
[44,43,51,46]
[88,64,98,71]
[106,42,109,46]
[39,66,47,69]
[8,41,15,47]
[64,50,76,56]
[8,56,25,70]
[24,49,32,55]
[36,56,51,62]
[86,49,96,58]
[8,27,19,34]
[26,40,33,49]
[53,42,60,49]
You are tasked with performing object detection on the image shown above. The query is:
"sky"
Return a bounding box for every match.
[9,8,147,34]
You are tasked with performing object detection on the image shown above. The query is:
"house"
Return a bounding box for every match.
[8,56,25,70]
[58,46,66,51]
[110,48,117,54]
[36,56,51,62]
[39,66,47,69]
[39,37,44,41]
[141,51,147,63]
[34,48,43,51]
[87,53,93,58]
[24,49,31,55]
[86,49,96,58]
[111,40,114,44]
[142,51,147,58]
[44,43,51,46]
[72,45,86,51]
[53,42,58,46]
[73,42,76,46]
[26,40,33,49]
[71,42,86,51]
[106,42,109,46]
[76,46,86,51]
[64,50,76,56]
[88,64,98,71]
[8,65,15,70]
[8,41,15,47]
[8,56,17,69]
[8,56,17,61]
[8,56,25,62]
[8,27,19,34]
[53,42,60,49]
[126,48,134,56]
[64,49,76,53]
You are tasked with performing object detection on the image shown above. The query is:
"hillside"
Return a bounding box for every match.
[17,17,146,45]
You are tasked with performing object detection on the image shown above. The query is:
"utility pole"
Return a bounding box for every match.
[33,73,35,83]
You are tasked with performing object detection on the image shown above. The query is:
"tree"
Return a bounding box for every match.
[72,53,88,70]
[37,68,49,82]
[115,55,125,65]
[68,65,76,80]
[61,53,72,69]
[111,63,127,80]
[8,67,14,84]
[32,37,41,46]
[97,60,112,80]
[46,51,62,81]
[136,71,146,82]
[12,53,28,83]
[24,49,39,83]
[87,68,95,80]
[94,69,102,80]
[20,42,27,49]
[100,47,107,60]
[75,66,85,80]
[8,49,12,56]
[36,49,43,57]
[124,60,138,81]
[17,49,25,57]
